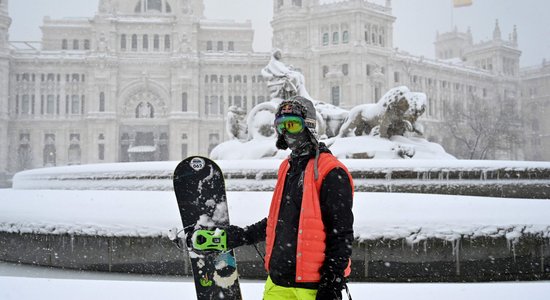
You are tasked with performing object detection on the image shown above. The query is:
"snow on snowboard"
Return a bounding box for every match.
[172,156,242,300]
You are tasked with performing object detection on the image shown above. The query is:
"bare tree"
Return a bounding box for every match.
[445,93,521,160]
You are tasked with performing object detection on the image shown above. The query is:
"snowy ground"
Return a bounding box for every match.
[1,190,550,241]
[1,262,549,300]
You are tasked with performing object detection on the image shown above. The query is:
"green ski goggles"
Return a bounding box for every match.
[274,115,305,135]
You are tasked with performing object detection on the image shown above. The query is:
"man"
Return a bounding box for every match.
[194,96,354,300]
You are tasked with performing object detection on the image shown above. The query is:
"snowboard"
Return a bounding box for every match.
[172,156,242,300]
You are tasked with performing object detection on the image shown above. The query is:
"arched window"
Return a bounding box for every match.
[131,34,138,51]
[342,31,349,43]
[322,33,329,46]
[332,32,339,44]
[342,64,349,76]
[62,39,68,50]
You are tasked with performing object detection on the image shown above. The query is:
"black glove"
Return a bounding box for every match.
[316,273,345,300]
[224,225,248,250]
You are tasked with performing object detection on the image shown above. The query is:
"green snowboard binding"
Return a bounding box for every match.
[191,228,227,252]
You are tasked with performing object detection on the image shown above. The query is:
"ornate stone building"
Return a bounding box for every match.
[1,0,270,177]
[0,0,548,181]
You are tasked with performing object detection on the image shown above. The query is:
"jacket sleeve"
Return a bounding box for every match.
[319,167,354,278]
[226,217,267,249]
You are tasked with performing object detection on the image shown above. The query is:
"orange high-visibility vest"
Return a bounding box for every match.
[264,153,354,283]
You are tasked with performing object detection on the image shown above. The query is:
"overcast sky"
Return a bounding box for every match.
[8,0,550,67]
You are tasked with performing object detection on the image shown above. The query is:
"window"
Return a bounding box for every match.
[62,39,68,50]
[322,66,329,78]
[73,39,79,50]
[342,31,349,43]
[72,74,80,82]
[322,33,329,46]
[217,41,223,51]
[148,0,162,11]
[21,95,30,115]
[135,0,142,13]
[366,64,372,76]
[121,34,127,50]
[210,96,219,115]
[182,92,188,112]
[47,95,55,114]
[206,41,213,51]
[166,2,172,13]
[342,64,349,76]
[331,86,340,106]
[164,34,171,50]
[332,32,339,44]
[84,39,90,50]
[131,34,138,51]
[154,34,160,50]
[71,95,80,114]
[208,133,220,154]
[228,41,234,51]
[211,75,218,83]
[293,0,302,7]
[43,134,56,167]
[99,92,105,112]
[143,34,149,50]
[98,144,105,160]
[394,71,400,83]
[277,0,284,9]
[47,73,55,81]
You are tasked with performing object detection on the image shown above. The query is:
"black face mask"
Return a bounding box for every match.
[282,129,313,156]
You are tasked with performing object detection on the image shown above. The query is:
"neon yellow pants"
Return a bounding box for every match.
[263,276,317,300]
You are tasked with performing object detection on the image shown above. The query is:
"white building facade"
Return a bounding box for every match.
[0,0,549,181]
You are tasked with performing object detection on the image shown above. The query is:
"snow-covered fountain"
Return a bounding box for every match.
[212,49,453,160]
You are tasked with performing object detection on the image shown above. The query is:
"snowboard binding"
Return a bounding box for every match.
[191,229,227,252]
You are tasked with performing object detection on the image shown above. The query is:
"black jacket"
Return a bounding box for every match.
[230,145,354,289]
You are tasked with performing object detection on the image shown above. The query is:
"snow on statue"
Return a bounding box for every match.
[337,86,426,139]
[212,50,454,160]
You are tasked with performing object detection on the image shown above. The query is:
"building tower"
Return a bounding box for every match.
[0,0,11,181]
[434,26,473,60]
[271,0,317,55]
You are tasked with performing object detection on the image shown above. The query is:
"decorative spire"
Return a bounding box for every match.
[493,19,501,40]
[512,25,518,45]
[385,0,392,8]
